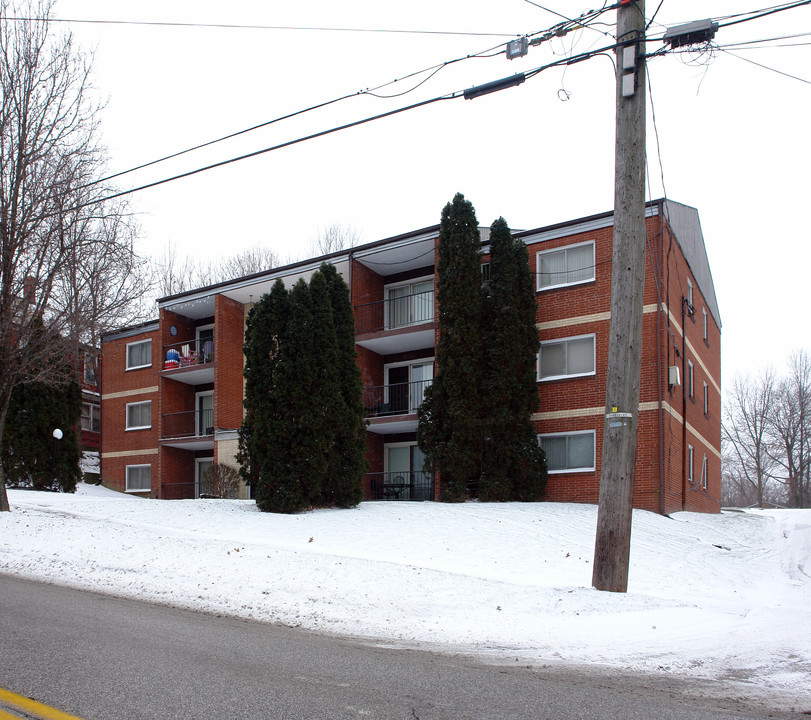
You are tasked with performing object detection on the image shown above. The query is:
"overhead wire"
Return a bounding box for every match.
[82,7,619,191]
[0,15,519,37]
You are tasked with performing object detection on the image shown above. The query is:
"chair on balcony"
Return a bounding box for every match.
[201,340,214,363]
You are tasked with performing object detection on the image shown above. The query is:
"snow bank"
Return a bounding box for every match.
[1,485,809,706]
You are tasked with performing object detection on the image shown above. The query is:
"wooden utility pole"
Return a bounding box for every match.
[592,0,647,593]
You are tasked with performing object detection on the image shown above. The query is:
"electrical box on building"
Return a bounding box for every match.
[669,366,681,387]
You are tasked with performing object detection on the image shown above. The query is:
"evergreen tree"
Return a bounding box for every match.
[418,193,483,501]
[320,263,367,507]
[480,218,547,500]
[2,377,82,493]
[239,279,290,510]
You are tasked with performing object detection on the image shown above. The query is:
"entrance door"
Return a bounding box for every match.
[196,392,214,436]
[410,362,433,413]
[385,445,411,500]
[196,458,214,498]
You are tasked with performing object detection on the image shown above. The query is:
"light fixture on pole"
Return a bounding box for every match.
[51,428,63,485]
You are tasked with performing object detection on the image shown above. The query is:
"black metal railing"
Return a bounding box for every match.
[163,338,215,370]
[364,379,432,418]
[162,409,214,438]
[355,290,434,335]
[367,471,434,501]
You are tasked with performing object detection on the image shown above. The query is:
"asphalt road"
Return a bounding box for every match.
[0,575,798,720]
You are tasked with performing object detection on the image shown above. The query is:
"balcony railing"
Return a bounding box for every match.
[364,379,432,418]
[163,338,215,370]
[367,471,434,501]
[355,290,434,335]
[162,409,214,438]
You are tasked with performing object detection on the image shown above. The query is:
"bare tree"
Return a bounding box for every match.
[0,1,135,511]
[309,223,361,257]
[154,243,280,299]
[768,350,811,508]
[722,370,778,508]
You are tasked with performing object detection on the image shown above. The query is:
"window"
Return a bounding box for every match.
[481,262,491,283]
[126,339,152,370]
[84,351,98,385]
[687,361,694,399]
[539,431,595,473]
[125,401,151,430]
[702,307,708,343]
[700,455,708,489]
[537,241,594,290]
[384,360,434,414]
[385,279,434,329]
[703,382,709,415]
[539,335,595,381]
[687,445,694,484]
[81,403,100,433]
[687,279,693,307]
[126,465,151,492]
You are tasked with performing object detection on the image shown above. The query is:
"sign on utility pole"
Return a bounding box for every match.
[592,0,647,593]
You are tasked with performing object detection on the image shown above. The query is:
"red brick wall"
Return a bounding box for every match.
[100,326,161,494]
[214,294,245,432]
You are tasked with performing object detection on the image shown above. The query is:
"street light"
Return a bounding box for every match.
[51,428,63,487]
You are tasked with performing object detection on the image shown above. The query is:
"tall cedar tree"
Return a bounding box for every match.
[418,194,483,501]
[240,269,366,513]
[479,218,547,500]
[2,376,82,493]
[239,279,289,510]
[320,264,367,507]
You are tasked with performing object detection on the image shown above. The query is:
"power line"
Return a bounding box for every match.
[718,47,811,83]
[0,15,519,38]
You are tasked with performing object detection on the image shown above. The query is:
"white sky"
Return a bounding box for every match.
[49,0,811,387]
[2,484,810,710]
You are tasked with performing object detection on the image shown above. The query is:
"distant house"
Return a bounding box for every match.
[100,199,721,513]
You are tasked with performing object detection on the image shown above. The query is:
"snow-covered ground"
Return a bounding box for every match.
[1,484,809,709]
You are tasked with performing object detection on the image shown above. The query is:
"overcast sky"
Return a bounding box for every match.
[49,0,811,387]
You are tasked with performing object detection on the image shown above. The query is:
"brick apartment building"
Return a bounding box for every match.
[100,199,721,514]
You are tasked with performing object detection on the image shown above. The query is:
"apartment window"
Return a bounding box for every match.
[539,335,595,381]
[687,445,694,484]
[700,455,708,489]
[126,339,152,370]
[703,382,709,415]
[687,361,694,399]
[125,401,151,430]
[385,279,434,329]
[84,351,98,385]
[687,279,694,307]
[537,241,594,290]
[481,262,491,283]
[81,403,100,433]
[702,307,708,343]
[539,431,595,473]
[126,465,151,493]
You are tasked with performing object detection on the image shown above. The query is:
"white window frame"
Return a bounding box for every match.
[81,402,101,433]
[538,430,596,474]
[126,464,151,493]
[687,444,694,484]
[384,275,435,329]
[703,381,709,415]
[700,455,708,489]
[538,334,596,382]
[536,240,595,292]
[126,339,152,370]
[702,307,708,342]
[125,400,152,430]
[687,361,694,399]
[687,278,694,307]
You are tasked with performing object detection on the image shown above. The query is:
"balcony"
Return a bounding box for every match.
[364,379,431,434]
[162,338,215,384]
[355,290,436,355]
[366,470,434,501]
[160,409,215,450]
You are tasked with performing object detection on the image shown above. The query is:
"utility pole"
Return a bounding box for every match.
[592,0,647,593]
